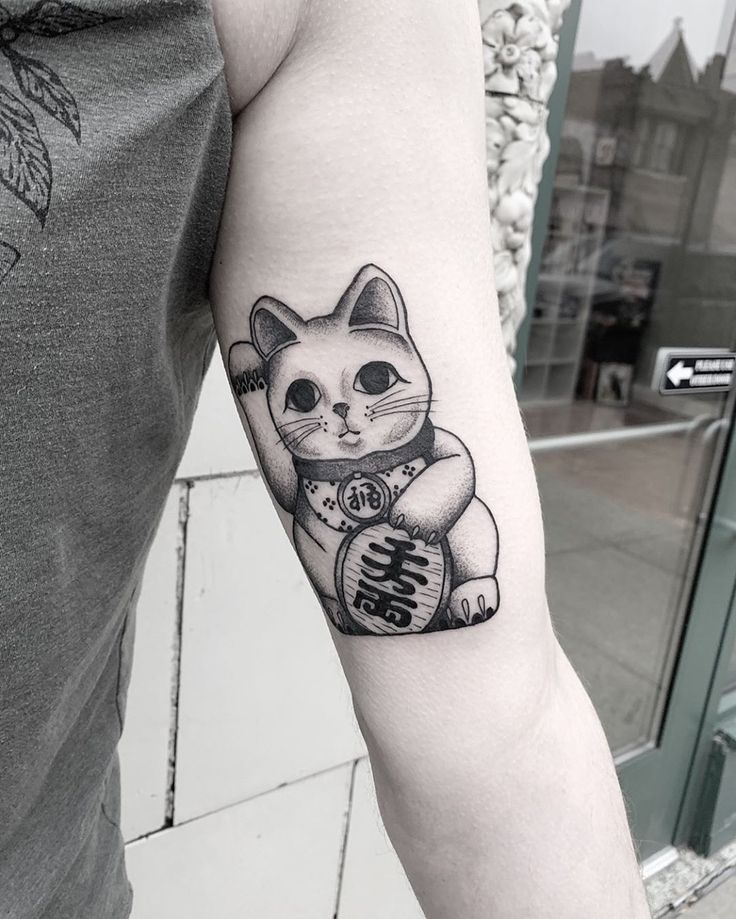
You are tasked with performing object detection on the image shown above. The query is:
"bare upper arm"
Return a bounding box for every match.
[212,0,485,115]
[208,0,550,716]
[200,11,649,915]
[211,0,304,113]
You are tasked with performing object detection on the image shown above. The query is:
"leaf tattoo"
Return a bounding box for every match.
[12,0,108,36]
[0,239,20,281]
[0,84,52,223]
[5,47,81,142]
[0,1,114,285]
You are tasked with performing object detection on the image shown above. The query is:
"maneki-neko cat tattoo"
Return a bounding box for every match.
[229,265,500,636]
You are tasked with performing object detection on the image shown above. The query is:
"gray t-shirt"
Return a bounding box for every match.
[0,2,231,915]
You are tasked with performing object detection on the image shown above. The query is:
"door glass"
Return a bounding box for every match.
[522,0,736,760]
[726,640,736,694]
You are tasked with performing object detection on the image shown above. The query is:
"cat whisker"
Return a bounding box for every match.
[366,388,410,410]
[369,408,431,420]
[277,421,322,447]
[373,393,431,412]
[288,425,321,451]
[282,421,321,441]
[276,424,314,445]
[281,430,321,450]
[366,393,430,412]
[277,418,317,431]
[368,396,431,414]
[368,409,430,419]
[368,400,432,419]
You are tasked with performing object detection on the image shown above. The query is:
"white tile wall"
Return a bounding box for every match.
[127,765,353,919]
[177,359,256,480]
[120,364,403,915]
[120,489,183,842]
[338,760,425,919]
[172,474,365,823]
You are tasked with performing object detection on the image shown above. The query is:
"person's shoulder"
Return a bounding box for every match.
[210,0,307,112]
[211,0,464,114]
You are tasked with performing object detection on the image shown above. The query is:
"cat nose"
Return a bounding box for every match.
[333,402,349,419]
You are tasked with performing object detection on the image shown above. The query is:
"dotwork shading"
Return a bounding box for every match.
[229,264,501,636]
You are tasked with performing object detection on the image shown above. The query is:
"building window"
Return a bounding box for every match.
[650,120,680,172]
[633,117,652,167]
[633,118,684,174]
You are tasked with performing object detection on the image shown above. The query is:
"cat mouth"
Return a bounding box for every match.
[338,427,361,441]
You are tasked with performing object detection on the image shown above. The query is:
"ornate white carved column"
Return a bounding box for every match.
[479,0,572,370]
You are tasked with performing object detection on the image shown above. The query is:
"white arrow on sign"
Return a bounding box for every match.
[667,361,693,387]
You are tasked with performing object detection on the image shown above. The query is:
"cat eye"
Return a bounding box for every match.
[285,379,321,413]
[353,361,404,395]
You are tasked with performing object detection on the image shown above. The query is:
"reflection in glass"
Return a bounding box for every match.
[522,2,736,758]
[726,637,736,694]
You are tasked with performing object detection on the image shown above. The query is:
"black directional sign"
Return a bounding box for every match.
[657,350,736,395]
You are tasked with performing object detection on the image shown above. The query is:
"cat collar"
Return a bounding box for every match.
[295,421,434,534]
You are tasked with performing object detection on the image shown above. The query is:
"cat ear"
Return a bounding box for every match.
[336,265,409,334]
[250,297,303,360]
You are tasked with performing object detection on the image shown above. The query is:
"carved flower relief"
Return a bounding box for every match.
[481,7,557,102]
[486,93,548,364]
[496,189,534,249]
[493,250,524,354]
[545,0,571,32]
[486,116,506,181]
[480,0,571,365]
[486,96,541,243]
[486,97,543,181]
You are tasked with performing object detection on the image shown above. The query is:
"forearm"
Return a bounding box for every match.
[357,646,645,918]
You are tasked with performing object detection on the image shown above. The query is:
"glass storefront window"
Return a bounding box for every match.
[522,1,736,759]
[726,640,736,694]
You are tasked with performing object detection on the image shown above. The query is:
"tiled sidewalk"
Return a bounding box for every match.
[119,362,417,917]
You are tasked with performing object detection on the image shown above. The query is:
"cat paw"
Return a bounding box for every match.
[446,577,499,628]
[388,500,445,545]
[321,598,355,635]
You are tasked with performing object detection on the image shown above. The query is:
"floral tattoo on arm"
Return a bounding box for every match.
[229,265,500,636]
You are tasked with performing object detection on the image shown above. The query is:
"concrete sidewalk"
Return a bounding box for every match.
[685,875,736,917]
[647,841,736,917]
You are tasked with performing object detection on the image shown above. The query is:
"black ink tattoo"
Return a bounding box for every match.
[229,264,500,635]
[0,1,114,283]
[0,239,20,283]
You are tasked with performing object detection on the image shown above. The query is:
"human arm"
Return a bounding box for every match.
[210,0,650,915]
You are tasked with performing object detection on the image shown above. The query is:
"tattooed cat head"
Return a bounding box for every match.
[233,265,432,460]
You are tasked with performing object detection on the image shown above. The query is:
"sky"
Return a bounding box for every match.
[575,0,736,71]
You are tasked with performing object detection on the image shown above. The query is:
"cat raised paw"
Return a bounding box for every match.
[228,341,267,397]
